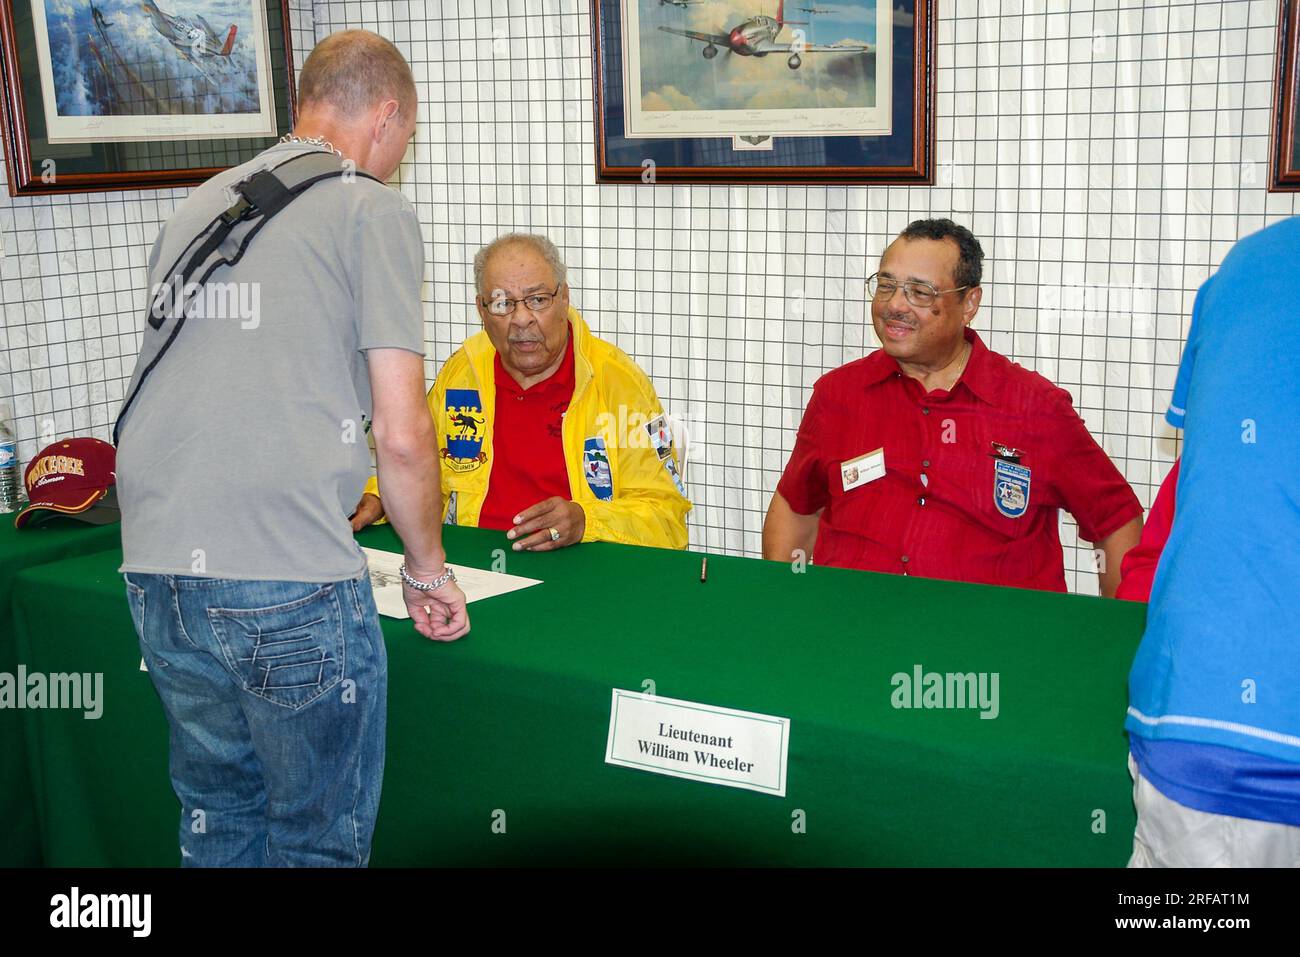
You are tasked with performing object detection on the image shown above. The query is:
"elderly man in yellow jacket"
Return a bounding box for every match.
[352,233,690,551]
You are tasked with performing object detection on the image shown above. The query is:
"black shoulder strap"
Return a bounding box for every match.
[114,152,382,446]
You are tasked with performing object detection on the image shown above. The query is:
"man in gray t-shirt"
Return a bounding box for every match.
[116,30,468,867]
[117,139,420,582]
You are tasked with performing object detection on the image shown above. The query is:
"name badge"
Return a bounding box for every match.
[841,448,886,492]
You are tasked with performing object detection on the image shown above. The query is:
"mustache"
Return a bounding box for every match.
[879,312,917,327]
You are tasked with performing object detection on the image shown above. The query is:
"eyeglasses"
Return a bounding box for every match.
[867,273,970,308]
[479,284,563,317]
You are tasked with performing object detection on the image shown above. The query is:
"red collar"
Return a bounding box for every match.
[494,332,575,399]
[861,327,1001,404]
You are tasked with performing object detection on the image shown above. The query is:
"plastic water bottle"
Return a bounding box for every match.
[0,410,21,513]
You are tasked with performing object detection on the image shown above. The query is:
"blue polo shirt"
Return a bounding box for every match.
[1126,216,1300,825]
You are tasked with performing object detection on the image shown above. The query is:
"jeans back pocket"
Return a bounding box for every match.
[207,584,346,710]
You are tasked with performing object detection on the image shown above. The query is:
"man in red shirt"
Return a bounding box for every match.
[764,219,1143,594]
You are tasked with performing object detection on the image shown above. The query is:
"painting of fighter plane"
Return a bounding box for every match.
[139,0,238,85]
[657,0,871,71]
[623,0,893,138]
[29,0,277,142]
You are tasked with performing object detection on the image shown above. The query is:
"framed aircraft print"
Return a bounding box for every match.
[592,0,936,184]
[0,0,295,195]
[1271,0,1300,190]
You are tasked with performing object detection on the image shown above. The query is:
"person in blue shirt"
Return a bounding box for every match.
[1126,215,1300,867]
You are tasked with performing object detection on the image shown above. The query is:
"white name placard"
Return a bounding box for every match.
[604,690,790,797]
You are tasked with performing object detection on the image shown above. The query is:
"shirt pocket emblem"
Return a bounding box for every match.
[993,459,1031,518]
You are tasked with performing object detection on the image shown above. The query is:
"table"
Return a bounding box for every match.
[0,508,123,866]
[12,523,1147,866]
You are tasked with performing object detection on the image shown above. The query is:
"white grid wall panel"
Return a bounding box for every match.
[0,0,317,456]
[1,0,1293,594]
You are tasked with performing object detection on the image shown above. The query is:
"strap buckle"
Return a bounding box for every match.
[219,195,254,226]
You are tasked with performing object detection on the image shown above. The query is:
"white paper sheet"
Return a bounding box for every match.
[360,546,541,619]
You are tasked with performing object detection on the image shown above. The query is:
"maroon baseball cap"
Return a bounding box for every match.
[14,437,119,529]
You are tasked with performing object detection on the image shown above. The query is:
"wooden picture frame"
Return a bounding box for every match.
[592,0,936,184]
[1272,0,1300,190]
[0,0,296,196]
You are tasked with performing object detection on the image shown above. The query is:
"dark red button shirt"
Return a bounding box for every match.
[776,328,1142,592]
[478,336,574,531]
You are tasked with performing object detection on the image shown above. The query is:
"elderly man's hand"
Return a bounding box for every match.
[507,497,586,551]
[350,493,384,532]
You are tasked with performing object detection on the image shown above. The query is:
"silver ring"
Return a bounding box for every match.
[549,527,561,542]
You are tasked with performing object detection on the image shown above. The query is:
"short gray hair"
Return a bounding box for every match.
[299,30,417,117]
[473,233,568,296]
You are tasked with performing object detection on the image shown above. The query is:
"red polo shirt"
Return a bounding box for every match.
[776,328,1142,591]
[478,337,574,531]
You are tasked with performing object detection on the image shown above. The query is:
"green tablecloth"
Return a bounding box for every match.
[12,523,1147,866]
[0,507,122,866]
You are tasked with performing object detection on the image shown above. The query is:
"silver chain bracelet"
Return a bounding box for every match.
[398,563,456,592]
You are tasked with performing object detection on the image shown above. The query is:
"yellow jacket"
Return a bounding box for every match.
[364,307,690,549]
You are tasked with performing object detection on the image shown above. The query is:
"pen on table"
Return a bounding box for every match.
[700,556,708,583]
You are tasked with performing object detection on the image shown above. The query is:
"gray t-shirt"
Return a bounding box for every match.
[116,142,424,582]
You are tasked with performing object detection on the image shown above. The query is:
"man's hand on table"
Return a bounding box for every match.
[349,495,467,640]
[402,563,470,641]
[350,493,384,532]
[506,497,586,551]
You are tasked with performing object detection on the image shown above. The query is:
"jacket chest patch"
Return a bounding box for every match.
[582,436,613,501]
[444,389,488,473]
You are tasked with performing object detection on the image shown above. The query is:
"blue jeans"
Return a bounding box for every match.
[124,571,387,867]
